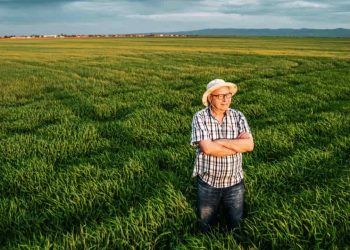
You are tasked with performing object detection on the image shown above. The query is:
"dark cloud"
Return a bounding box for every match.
[0,0,77,8]
[214,0,349,15]
[0,0,349,35]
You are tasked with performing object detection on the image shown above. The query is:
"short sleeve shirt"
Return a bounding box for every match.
[190,107,251,188]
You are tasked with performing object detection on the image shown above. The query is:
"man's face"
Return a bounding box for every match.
[209,87,232,112]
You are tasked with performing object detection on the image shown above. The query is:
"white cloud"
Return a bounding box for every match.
[200,0,259,8]
[127,12,242,21]
[63,1,133,13]
[333,11,350,15]
[281,1,329,9]
[126,11,298,30]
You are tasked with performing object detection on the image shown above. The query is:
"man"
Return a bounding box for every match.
[190,79,254,232]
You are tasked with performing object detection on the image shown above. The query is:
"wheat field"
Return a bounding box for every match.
[0,37,349,249]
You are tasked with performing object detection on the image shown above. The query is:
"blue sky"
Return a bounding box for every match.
[0,0,349,35]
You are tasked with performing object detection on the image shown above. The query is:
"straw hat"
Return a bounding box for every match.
[202,79,237,106]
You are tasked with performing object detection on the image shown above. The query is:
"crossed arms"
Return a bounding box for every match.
[199,132,254,157]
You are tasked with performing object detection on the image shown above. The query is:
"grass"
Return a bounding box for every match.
[0,37,349,249]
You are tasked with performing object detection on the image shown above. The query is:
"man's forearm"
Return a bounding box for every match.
[206,141,237,157]
[215,138,254,153]
[199,140,237,157]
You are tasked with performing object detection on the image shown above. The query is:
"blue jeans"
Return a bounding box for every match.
[197,177,245,232]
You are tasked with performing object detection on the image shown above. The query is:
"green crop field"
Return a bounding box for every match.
[0,37,349,249]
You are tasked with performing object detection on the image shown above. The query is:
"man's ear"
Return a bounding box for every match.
[207,95,211,105]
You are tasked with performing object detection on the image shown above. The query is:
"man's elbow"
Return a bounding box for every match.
[241,138,254,153]
[246,141,254,152]
[199,141,213,155]
[200,145,213,155]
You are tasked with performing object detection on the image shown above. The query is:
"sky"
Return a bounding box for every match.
[0,0,349,35]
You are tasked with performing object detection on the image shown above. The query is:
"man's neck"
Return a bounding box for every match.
[209,105,226,120]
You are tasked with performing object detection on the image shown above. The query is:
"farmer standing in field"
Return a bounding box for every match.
[191,79,254,232]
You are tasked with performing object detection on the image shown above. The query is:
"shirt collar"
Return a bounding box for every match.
[207,105,229,116]
[207,106,229,122]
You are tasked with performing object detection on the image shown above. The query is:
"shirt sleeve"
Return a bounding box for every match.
[238,112,251,134]
[190,113,211,147]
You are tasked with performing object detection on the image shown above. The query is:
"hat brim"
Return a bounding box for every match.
[202,82,237,106]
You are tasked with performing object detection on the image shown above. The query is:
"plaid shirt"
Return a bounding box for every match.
[190,107,251,188]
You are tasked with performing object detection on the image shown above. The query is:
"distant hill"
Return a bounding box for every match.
[171,28,350,37]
